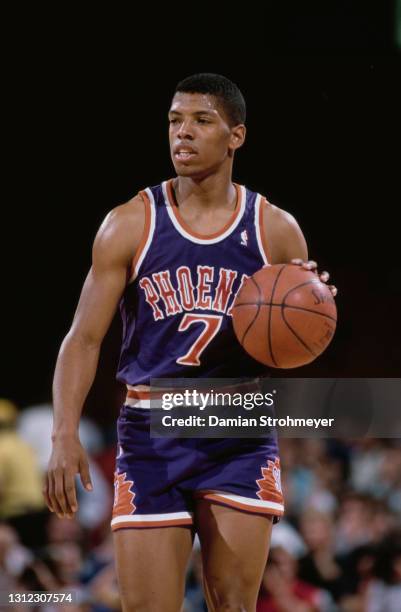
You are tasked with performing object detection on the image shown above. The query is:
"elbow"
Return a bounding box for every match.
[63,328,102,353]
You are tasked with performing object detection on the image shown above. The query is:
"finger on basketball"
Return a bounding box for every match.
[304,260,317,271]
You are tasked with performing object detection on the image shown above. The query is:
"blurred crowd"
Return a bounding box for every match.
[1,398,401,611]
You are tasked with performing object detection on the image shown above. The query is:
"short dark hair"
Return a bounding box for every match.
[174,73,246,126]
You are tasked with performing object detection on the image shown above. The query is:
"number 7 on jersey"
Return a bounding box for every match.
[176,314,223,366]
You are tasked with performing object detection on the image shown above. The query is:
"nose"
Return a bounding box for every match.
[177,119,194,140]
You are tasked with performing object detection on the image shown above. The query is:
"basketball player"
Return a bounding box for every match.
[44,74,337,611]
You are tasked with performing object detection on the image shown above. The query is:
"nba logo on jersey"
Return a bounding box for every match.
[240,230,248,246]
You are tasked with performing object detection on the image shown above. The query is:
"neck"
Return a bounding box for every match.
[173,173,237,211]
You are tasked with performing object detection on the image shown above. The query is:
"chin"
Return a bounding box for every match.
[173,164,201,178]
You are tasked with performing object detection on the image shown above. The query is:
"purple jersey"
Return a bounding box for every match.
[116,179,271,387]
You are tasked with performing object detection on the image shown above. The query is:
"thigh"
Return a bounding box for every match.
[113,526,194,612]
[195,500,273,611]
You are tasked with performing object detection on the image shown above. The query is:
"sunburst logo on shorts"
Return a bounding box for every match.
[112,471,136,517]
[256,457,283,501]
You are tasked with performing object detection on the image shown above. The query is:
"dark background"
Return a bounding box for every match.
[3,1,400,428]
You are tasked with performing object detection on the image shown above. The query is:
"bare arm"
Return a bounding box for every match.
[45,195,145,518]
[262,200,308,264]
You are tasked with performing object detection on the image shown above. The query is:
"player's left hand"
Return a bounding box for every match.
[291,258,338,297]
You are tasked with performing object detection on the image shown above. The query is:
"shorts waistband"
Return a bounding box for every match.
[124,379,264,410]
[125,388,163,410]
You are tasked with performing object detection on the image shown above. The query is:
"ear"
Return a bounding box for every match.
[228,124,246,155]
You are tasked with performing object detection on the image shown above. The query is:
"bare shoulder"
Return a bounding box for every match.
[261,199,308,264]
[93,194,146,268]
[262,200,300,235]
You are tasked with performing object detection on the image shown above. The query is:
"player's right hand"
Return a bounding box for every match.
[43,434,93,519]
[291,258,338,297]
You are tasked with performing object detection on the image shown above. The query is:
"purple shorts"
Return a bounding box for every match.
[111,403,284,531]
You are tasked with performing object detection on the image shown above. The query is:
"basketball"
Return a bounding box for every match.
[232,264,337,368]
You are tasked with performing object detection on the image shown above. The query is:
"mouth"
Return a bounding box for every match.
[173,145,198,163]
[174,151,197,162]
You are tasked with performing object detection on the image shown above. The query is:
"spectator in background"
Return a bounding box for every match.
[350,440,401,516]
[372,445,401,516]
[16,524,121,611]
[80,529,121,610]
[270,519,307,560]
[46,514,84,547]
[334,493,379,555]
[42,512,120,610]
[369,500,398,545]
[0,523,62,611]
[17,403,113,534]
[298,509,348,602]
[257,545,334,612]
[338,543,377,611]
[280,440,338,521]
[0,523,32,598]
[0,399,47,550]
[349,439,387,493]
[365,533,401,612]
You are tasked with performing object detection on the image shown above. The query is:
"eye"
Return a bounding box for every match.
[197,118,210,124]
